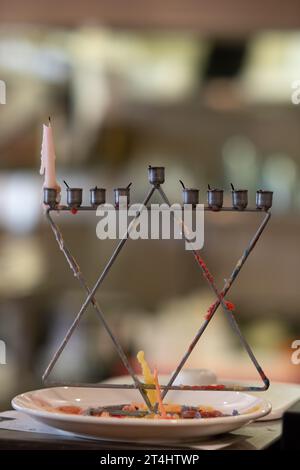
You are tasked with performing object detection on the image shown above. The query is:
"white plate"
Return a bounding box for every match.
[12,387,271,442]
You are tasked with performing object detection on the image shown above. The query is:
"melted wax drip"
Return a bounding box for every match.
[193,253,235,320]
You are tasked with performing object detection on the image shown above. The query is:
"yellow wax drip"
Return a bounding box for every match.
[136,350,157,405]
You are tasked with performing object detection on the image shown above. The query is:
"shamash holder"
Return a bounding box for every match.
[148,165,165,186]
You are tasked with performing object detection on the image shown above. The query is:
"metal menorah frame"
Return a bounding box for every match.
[42,166,272,412]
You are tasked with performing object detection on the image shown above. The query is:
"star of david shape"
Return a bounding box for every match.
[42,171,271,411]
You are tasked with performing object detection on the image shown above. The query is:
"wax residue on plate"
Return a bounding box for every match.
[51,402,225,420]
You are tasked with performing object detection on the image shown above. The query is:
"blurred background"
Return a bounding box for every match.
[0,0,300,410]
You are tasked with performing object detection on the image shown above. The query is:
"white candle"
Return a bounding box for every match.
[40,119,60,193]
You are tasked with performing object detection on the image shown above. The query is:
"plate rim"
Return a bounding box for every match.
[12,386,272,428]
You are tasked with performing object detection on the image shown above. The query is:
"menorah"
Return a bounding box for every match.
[42,165,273,413]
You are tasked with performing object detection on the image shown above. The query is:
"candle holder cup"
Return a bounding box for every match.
[232,190,248,211]
[66,188,83,209]
[207,189,223,211]
[90,188,106,207]
[114,188,130,208]
[148,166,165,186]
[182,188,199,207]
[256,190,273,211]
[43,188,58,209]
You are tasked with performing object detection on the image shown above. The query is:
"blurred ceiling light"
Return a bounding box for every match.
[0,39,69,82]
[114,34,202,101]
[125,55,197,101]
[0,26,204,102]
[263,153,297,211]
[0,172,40,234]
[70,27,203,102]
[242,32,300,103]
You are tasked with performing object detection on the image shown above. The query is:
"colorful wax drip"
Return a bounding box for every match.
[205,297,236,320]
[136,351,157,406]
[194,253,235,319]
[194,253,214,283]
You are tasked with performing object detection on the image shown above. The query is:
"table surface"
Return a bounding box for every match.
[0,417,281,450]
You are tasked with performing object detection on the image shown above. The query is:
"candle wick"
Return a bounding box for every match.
[127,182,132,190]
[48,116,51,124]
[63,180,70,189]
[208,184,211,190]
[179,180,185,189]
[230,183,235,191]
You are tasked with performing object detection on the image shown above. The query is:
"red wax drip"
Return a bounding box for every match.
[205,296,236,321]
[224,300,235,311]
[194,253,214,283]
[71,208,78,215]
[193,254,236,320]
[205,303,215,321]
